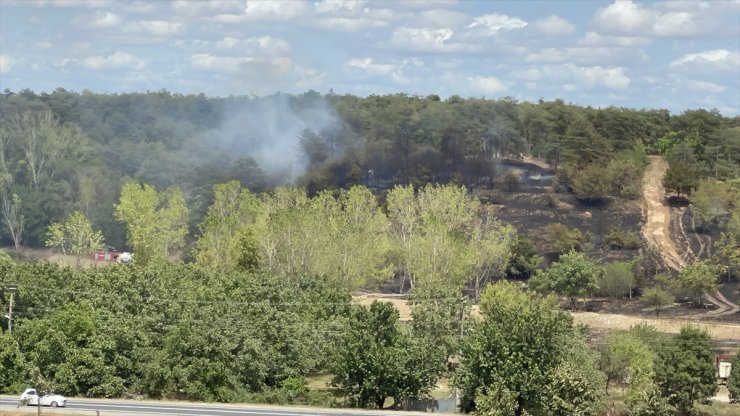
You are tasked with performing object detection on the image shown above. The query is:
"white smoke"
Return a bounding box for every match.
[202,92,339,183]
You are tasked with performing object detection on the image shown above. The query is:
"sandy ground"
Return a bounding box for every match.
[640,156,739,318]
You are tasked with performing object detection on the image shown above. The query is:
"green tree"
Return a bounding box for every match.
[45,211,104,267]
[655,326,717,415]
[387,184,513,295]
[506,236,542,279]
[0,331,26,393]
[663,144,701,198]
[1,192,24,249]
[331,301,445,408]
[114,182,189,265]
[194,181,261,272]
[534,251,600,311]
[675,261,719,307]
[690,179,734,229]
[599,261,636,301]
[728,353,740,403]
[641,287,675,318]
[599,331,655,401]
[544,223,586,255]
[542,326,606,415]
[455,282,582,415]
[627,384,673,416]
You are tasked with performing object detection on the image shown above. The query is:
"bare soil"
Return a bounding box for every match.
[640,156,739,319]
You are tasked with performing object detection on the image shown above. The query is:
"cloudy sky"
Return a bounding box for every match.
[1,0,739,114]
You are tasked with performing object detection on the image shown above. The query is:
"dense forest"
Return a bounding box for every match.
[0,89,739,415]
[0,89,738,250]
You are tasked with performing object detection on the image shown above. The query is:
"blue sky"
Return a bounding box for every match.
[1,0,739,114]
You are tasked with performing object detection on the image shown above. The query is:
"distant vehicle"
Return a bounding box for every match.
[92,246,120,262]
[117,252,133,264]
[19,388,67,407]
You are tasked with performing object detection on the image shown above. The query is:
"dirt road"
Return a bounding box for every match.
[641,156,739,318]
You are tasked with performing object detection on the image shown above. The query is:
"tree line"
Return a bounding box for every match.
[1,89,737,250]
[0,261,734,415]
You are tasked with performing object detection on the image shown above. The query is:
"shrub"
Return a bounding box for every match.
[607,227,642,250]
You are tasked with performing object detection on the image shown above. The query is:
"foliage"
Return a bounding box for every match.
[598,261,636,300]
[532,251,600,310]
[506,236,542,279]
[606,227,642,250]
[455,281,596,415]
[544,223,586,254]
[194,181,261,272]
[674,261,719,306]
[409,284,468,361]
[663,143,701,198]
[1,262,353,400]
[0,331,26,392]
[543,327,606,416]
[599,330,655,402]
[472,382,517,416]
[627,384,673,416]
[654,326,717,415]
[45,211,104,266]
[0,90,737,251]
[641,287,675,318]
[387,184,514,296]
[330,301,445,409]
[251,186,393,289]
[728,353,740,403]
[114,182,189,265]
[690,179,736,229]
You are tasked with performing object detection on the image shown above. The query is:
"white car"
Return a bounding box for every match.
[20,388,67,407]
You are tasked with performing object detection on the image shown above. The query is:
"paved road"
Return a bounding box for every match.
[0,398,424,416]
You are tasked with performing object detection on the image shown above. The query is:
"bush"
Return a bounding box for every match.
[607,227,642,250]
[545,223,586,254]
[729,353,740,403]
[628,385,673,416]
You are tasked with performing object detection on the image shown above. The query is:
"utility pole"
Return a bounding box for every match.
[6,284,17,334]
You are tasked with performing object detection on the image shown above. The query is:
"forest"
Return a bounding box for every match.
[0,89,739,415]
[0,88,737,250]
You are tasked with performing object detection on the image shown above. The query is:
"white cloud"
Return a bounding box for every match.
[577,65,630,89]
[29,0,110,7]
[579,31,650,46]
[315,17,387,31]
[88,11,121,28]
[534,15,575,35]
[314,0,367,14]
[467,75,506,94]
[669,49,740,71]
[653,11,696,36]
[216,36,291,55]
[417,9,469,27]
[512,64,631,90]
[191,53,254,72]
[171,0,242,15]
[389,27,474,53]
[592,0,657,34]
[82,52,146,70]
[118,1,158,13]
[0,55,16,74]
[668,73,725,94]
[123,20,184,36]
[468,13,527,35]
[244,0,311,20]
[591,0,737,38]
[346,57,395,76]
[526,47,646,66]
[345,57,424,84]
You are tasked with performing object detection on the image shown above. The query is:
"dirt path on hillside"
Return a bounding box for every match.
[641,156,739,318]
